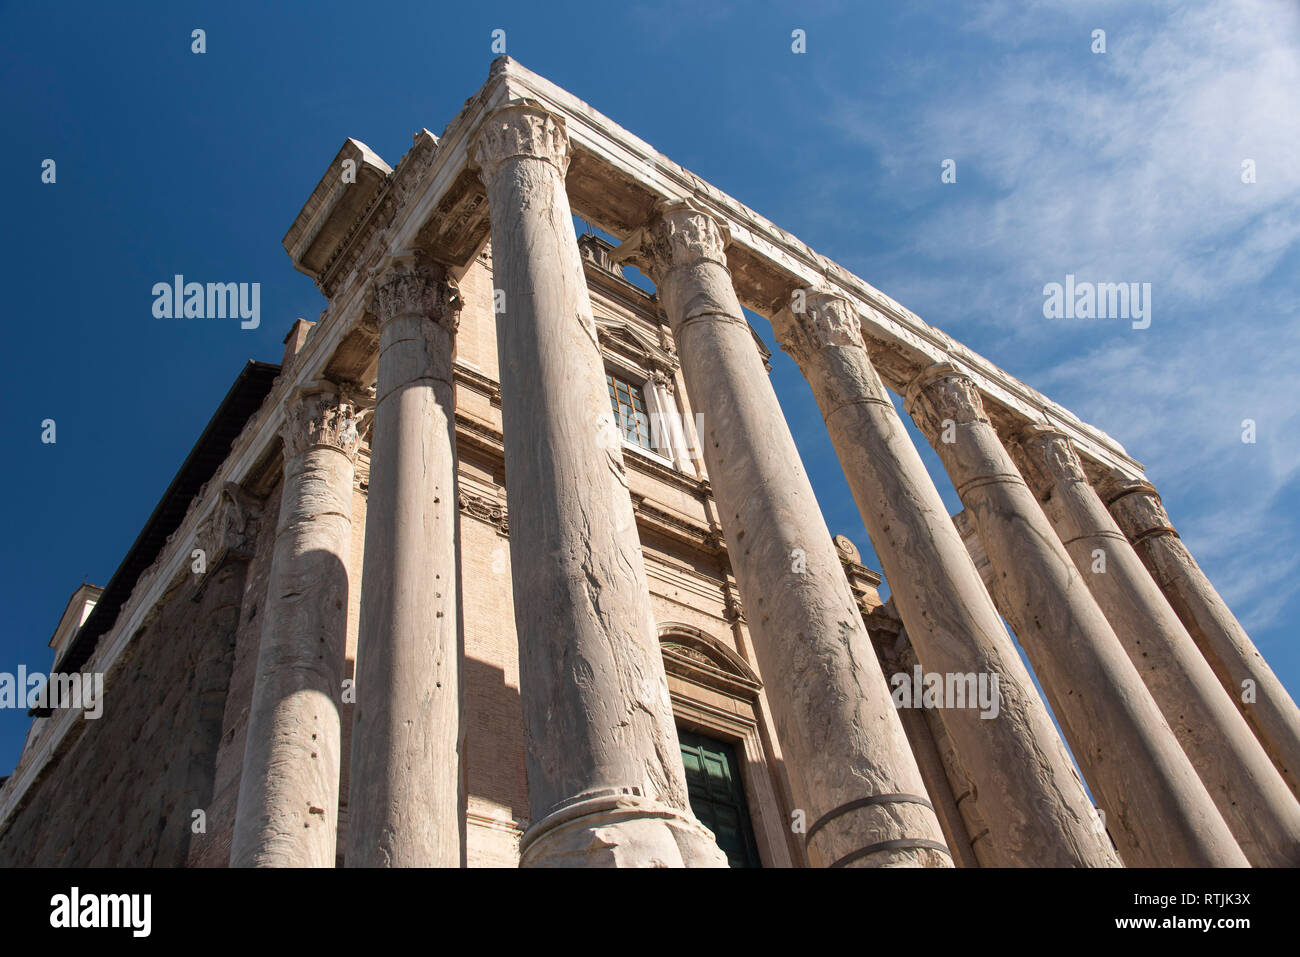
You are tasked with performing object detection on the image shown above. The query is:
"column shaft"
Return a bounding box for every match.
[771,292,1117,867]
[905,363,1245,867]
[1009,427,1300,866]
[473,102,725,868]
[1102,476,1300,799]
[618,203,951,868]
[346,259,462,867]
[231,383,362,867]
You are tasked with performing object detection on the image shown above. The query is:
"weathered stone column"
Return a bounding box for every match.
[770,291,1117,867]
[231,382,363,867]
[905,363,1246,867]
[472,102,725,868]
[1099,473,1300,799]
[345,258,462,868]
[1008,426,1300,866]
[616,201,951,868]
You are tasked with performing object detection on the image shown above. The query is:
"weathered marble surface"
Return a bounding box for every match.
[907,363,1246,868]
[1102,474,1300,803]
[232,383,363,867]
[618,203,951,868]
[772,292,1118,867]
[474,103,725,867]
[346,259,463,867]
[1010,426,1300,866]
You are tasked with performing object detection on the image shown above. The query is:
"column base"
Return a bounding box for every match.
[518,789,729,868]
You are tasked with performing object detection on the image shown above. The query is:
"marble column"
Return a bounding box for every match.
[231,382,363,867]
[346,258,462,868]
[616,202,951,868]
[472,102,725,868]
[905,363,1246,867]
[1099,473,1300,799]
[770,291,1117,867]
[1008,426,1300,866]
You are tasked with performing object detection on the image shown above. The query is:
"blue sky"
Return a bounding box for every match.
[2,0,1297,776]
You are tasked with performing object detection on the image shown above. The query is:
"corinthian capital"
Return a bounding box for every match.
[1096,472,1177,541]
[904,362,989,442]
[1006,425,1087,497]
[472,99,570,181]
[371,257,461,332]
[281,381,368,462]
[770,289,863,366]
[611,200,730,285]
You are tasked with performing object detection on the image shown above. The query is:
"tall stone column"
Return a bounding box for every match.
[1099,473,1300,799]
[616,201,951,868]
[1008,426,1300,866]
[905,363,1246,867]
[231,382,363,867]
[770,292,1117,867]
[345,258,462,868]
[472,102,725,868]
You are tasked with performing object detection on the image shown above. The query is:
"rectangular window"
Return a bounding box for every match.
[606,372,653,451]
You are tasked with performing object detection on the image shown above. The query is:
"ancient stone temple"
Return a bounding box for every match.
[3,58,1298,868]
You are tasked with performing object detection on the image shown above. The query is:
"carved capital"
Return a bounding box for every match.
[612,200,730,285]
[472,100,570,181]
[281,381,367,462]
[371,258,461,332]
[1007,425,1087,497]
[1098,473,1177,541]
[904,363,989,442]
[771,289,863,366]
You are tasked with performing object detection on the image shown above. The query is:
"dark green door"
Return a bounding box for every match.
[678,729,762,867]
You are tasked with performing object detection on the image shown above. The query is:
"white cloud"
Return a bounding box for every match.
[811,0,1300,632]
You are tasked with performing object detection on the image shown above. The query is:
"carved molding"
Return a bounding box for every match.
[658,623,762,701]
[458,491,509,535]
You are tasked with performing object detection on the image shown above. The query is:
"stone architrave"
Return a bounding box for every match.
[616,202,952,869]
[1008,426,1300,866]
[472,101,726,868]
[770,291,1118,867]
[231,382,364,868]
[346,257,463,868]
[1099,473,1300,799]
[905,363,1246,868]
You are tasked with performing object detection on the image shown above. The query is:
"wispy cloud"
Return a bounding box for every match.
[808,0,1300,631]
